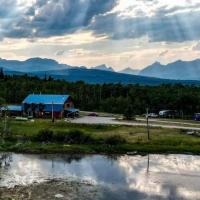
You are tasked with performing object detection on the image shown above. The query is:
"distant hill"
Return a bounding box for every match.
[139,59,200,80]
[0,57,71,72]
[2,57,200,85]
[92,64,114,72]
[119,67,140,75]
[4,68,200,86]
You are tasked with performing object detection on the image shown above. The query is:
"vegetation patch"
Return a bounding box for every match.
[1,119,200,154]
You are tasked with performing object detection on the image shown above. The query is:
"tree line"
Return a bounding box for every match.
[0,71,200,117]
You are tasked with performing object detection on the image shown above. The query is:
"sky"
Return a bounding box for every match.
[1,0,200,71]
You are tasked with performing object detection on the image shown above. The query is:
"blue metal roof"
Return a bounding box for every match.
[22,94,70,105]
[1,105,22,112]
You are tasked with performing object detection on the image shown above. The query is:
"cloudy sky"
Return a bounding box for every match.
[1,0,200,70]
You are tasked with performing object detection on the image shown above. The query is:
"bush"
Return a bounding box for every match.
[65,129,93,144]
[52,129,94,144]
[104,135,126,145]
[124,105,135,120]
[53,131,66,143]
[35,129,54,142]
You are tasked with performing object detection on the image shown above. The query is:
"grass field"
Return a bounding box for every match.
[1,118,200,154]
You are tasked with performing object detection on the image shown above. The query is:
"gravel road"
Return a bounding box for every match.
[71,116,200,131]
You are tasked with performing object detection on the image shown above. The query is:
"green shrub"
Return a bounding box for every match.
[53,131,67,143]
[105,135,126,145]
[35,129,54,142]
[124,105,135,120]
[52,129,94,144]
[65,129,93,144]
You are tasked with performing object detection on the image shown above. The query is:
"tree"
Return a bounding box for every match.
[0,97,5,105]
[0,68,4,79]
[44,73,47,81]
[124,105,135,120]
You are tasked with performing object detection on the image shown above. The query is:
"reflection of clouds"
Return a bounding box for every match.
[2,153,200,199]
[118,154,200,199]
[119,155,168,198]
[178,187,200,199]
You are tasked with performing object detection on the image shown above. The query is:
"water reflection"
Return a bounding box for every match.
[0,153,200,200]
[0,153,12,169]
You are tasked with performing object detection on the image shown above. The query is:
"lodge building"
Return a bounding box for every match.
[0,94,79,118]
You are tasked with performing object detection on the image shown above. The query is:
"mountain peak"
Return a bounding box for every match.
[153,61,162,65]
[0,57,68,72]
[25,57,58,65]
[119,67,140,75]
[92,64,114,72]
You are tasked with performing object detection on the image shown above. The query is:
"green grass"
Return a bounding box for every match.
[1,118,200,154]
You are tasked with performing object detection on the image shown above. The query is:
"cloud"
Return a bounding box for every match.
[192,41,200,51]
[1,0,200,44]
[0,0,17,18]
[90,10,200,42]
[159,50,168,57]
[55,50,65,56]
[0,0,117,39]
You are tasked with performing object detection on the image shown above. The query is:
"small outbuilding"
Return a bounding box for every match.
[0,105,22,116]
[22,94,79,118]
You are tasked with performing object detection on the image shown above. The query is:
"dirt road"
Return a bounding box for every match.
[71,116,200,131]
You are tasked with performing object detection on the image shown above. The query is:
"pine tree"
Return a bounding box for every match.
[44,73,47,81]
[124,105,135,120]
[0,68,4,79]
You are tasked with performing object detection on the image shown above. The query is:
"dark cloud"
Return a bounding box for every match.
[0,0,117,39]
[0,0,17,18]
[1,0,200,43]
[90,10,200,42]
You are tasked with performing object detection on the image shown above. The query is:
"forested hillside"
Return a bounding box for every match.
[0,73,200,116]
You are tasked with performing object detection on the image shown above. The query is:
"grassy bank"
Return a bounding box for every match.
[1,119,200,154]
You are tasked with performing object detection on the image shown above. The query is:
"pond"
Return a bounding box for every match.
[0,153,200,200]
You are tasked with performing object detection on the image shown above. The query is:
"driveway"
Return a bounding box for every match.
[71,116,200,131]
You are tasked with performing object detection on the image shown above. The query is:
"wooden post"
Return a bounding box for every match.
[147,154,150,174]
[52,101,54,123]
[4,110,7,134]
[146,108,150,140]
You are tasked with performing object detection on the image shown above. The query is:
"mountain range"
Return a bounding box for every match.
[139,59,200,80]
[1,57,200,85]
[0,57,70,72]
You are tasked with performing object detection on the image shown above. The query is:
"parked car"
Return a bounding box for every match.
[193,113,200,121]
[146,113,158,118]
[159,110,177,118]
[88,113,99,117]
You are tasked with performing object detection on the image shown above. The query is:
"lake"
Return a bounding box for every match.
[0,153,200,200]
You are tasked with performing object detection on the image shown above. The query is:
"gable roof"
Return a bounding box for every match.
[22,94,70,105]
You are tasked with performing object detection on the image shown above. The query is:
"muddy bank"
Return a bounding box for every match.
[0,180,101,200]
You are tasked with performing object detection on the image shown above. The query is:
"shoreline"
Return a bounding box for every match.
[0,179,101,200]
[1,142,200,155]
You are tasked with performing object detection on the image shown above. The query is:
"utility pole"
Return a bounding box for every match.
[3,107,8,138]
[147,154,150,174]
[4,111,7,134]
[146,108,150,140]
[52,101,54,123]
